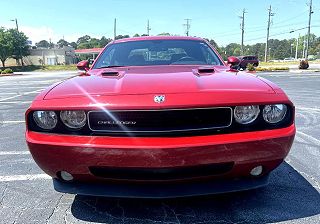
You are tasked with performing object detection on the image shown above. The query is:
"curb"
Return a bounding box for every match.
[0,73,23,77]
[289,69,320,73]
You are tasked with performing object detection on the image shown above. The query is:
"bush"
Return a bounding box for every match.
[1,68,13,74]
[1,68,14,74]
[299,60,309,69]
[247,63,256,71]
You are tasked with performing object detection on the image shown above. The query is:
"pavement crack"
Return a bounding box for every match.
[115,199,125,223]
[63,203,70,224]
[45,194,64,224]
[161,202,181,224]
[0,184,8,206]
[13,206,27,224]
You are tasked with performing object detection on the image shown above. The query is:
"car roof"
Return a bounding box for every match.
[113,36,204,44]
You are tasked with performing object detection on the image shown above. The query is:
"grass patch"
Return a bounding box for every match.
[260,60,320,66]
[256,67,289,72]
[39,65,77,71]
[1,64,77,72]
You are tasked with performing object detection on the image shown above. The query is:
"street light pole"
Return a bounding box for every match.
[10,18,23,66]
[11,18,19,31]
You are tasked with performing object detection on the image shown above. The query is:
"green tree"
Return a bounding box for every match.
[115,35,130,40]
[7,29,29,66]
[204,39,219,50]
[57,39,69,48]
[224,43,241,56]
[0,28,14,67]
[36,40,50,48]
[69,41,77,49]
[133,34,140,37]
[100,36,112,47]
[77,35,91,45]
[157,32,171,36]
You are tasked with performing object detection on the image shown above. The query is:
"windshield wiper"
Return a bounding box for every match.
[97,65,126,69]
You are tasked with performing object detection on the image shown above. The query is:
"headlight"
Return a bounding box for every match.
[234,105,260,124]
[60,110,87,129]
[263,104,287,124]
[33,111,58,130]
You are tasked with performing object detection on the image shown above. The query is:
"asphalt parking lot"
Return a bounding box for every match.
[0,71,319,224]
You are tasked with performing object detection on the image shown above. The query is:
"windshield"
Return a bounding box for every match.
[93,40,223,68]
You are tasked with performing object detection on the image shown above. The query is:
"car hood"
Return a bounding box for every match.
[44,66,275,100]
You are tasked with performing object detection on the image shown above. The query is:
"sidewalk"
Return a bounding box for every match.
[0,70,78,77]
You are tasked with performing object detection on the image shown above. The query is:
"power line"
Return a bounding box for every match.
[183,19,191,36]
[245,25,315,42]
[271,10,308,26]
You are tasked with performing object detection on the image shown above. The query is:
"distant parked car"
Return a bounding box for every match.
[237,56,259,69]
[283,58,295,62]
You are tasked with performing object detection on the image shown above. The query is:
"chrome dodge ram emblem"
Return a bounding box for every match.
[154,95,165,103]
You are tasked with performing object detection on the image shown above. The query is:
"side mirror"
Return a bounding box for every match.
[77,60,90,71]
[227,56,240,68]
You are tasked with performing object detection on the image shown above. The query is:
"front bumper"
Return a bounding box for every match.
[27,124,295,196]
[53,174,270,198]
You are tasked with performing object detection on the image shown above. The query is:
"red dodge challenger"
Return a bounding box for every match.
[26,36,295,198]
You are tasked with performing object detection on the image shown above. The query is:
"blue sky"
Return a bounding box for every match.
[1,0,319,46]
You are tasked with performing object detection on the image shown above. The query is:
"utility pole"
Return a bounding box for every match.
[303,35,306,58]
[264,5,274,62]
[295,33,300,60]
[305,0,313,59]
[114,18,117,40]
[183,19,191,36]
[147,20,151,36]
[240,9,247,55]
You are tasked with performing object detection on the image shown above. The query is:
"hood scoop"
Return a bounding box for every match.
[193,66,215,76]
[100,69,126,78]
[102,71,119,76]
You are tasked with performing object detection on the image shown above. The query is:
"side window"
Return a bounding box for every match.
[96,47,115,67]
[199,44,220,65]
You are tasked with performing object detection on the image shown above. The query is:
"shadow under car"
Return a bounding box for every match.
[70,162,320,224]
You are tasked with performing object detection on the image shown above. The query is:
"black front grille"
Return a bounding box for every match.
[88,107,232,134]
[89,162,234,181]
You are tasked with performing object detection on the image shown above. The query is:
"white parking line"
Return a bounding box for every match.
[0,89,42,102]
[1,121,25,124]
[296,131,320,146]
[296,107,320,112]
[0,151,30,155]
[0,101,32,104]
[0,174,51,182]
[0,93,21,95]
